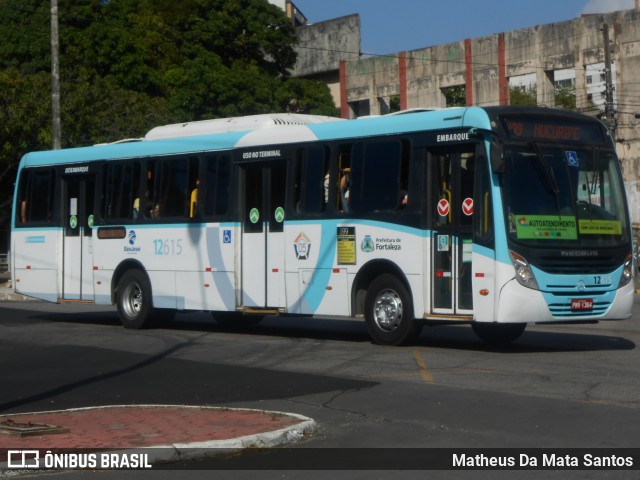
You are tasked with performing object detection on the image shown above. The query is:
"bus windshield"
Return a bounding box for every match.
[503,145,629,247]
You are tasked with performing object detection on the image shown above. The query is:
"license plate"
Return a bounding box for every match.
[571,298,593,311]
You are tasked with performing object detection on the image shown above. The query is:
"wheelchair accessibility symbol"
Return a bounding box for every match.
[223,229,232,244]
[566,151,579,167]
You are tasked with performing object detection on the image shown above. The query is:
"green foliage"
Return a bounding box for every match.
[554,83,576,111]
[389,95,401,113]
[0,0,337,225]
[275,78,338,117]
[0,0,51,73]
[510,85,538,106]
[442,85,466,107]
[61,78,173,146]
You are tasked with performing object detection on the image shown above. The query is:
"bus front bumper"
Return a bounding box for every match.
[495,279,634,324]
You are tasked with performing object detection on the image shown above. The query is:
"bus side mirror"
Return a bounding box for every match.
[490,142,505,173]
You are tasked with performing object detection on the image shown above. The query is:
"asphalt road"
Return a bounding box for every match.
[1,299,639,479]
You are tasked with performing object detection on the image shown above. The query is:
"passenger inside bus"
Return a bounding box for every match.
[132,191,153,220]
[398,190,408,209]
[190,179,199,218]
[149,204,160,219]
[324,172,330,204]
[339,167,350,212]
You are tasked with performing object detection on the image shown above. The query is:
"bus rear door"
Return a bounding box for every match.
[62,173,96,301]
[240,161,287,310]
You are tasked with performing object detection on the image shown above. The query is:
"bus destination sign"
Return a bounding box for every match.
[501,116,606,144]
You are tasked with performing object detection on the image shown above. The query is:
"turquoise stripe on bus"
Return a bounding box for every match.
[21,132,249,167]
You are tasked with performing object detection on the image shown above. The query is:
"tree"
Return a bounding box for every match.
[442,85,466,107]
[510,85,537,106]
[0,0,337,229]
[274,78,338,116]
[554,83,576,111]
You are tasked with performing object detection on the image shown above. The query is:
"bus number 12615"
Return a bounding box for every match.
[153,239,183,256]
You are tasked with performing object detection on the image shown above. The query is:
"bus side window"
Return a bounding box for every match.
[348,140,403,213]
[104,162,139,222]
[17,172,28,224]
[143,160,159,220]
[143,156,194,220]
[398,142,411,210]
[187,156,199,219]
[16,168,55,225]
[20,199,27,224]
[203,155,231,218]
[190,179,199,218]
[294,147,328,214]
[337,150,351,212]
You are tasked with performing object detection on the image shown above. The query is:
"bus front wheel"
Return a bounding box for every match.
[365,274,418,346]
[116,270,154,329]
[472,322,526,346]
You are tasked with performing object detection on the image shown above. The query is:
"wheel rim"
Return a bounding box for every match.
[373,289,403,332]
[122,281,143,318]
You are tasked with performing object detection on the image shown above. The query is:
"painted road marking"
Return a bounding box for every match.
[412,347,434,384]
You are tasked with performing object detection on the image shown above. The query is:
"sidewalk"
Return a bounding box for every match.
[0,405,315,468]
[0,272,32,302]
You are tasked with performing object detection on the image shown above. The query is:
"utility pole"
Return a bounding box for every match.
[602,23,616,136]
[51,0,61,149]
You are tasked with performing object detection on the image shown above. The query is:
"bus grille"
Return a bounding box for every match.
[534,255,618,274]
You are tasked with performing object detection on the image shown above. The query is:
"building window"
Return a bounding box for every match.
[348,100,370,118]
[441,85,466,107]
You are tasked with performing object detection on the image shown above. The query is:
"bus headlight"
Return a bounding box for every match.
[618,253,633,288]
[509,250,539,290]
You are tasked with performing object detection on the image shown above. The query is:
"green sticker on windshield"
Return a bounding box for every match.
[515,215,578,240]
[579,220,622,235]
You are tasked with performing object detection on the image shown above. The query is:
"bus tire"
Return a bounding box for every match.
[472,322,526,346]
[365,274,417,346]
[116,270,154,329]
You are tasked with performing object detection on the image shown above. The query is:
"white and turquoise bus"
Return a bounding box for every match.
[11,107,634,345]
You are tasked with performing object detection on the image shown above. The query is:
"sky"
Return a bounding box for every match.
[292,0,635,55]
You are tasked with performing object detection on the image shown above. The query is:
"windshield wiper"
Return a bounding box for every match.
[528,141,562,216]
[528,141,559,195]
[582,147,602,220]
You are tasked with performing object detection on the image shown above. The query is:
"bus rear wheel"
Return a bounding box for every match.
[365,274,418,346]
[116,270,154,329]
[472,322,526,346]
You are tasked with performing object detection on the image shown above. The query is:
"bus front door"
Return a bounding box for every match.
[430,148,474,316]
[62,175,96,301]
[241,162,286,310]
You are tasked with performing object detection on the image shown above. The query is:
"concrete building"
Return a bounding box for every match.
[292,14,361,109]
[268,1,361,110]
